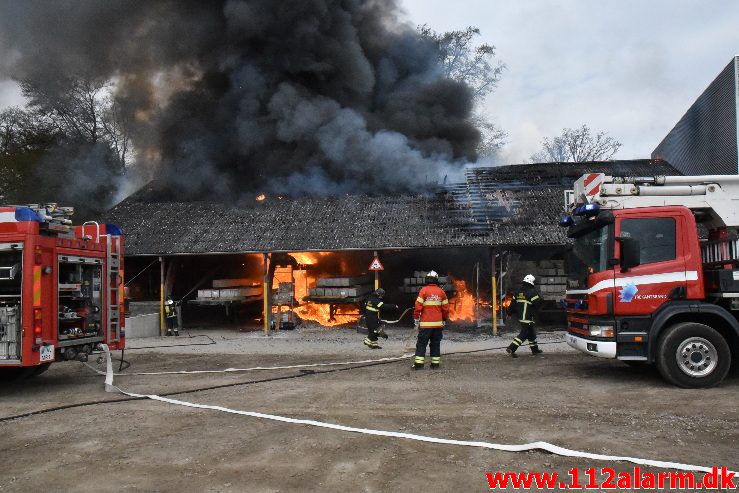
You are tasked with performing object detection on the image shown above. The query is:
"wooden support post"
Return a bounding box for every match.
[373,250,379,290]
[491,250,498,336]
[263,253,270,336]
[159,256,165,336]
[475,261,481,328]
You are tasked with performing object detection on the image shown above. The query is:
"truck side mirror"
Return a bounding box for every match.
[617,237,641,272]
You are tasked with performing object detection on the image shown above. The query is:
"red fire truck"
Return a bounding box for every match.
[0,204,124,379]
[561,173,739,388]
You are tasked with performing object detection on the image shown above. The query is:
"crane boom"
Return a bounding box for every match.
[569,173,739,228]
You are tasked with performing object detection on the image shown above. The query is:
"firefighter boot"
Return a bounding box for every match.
[430,356,441,369]
[364,337,381,349]
[376,326,389,339]
[506,343,519,358]
[531,342,543,355]
[413,356,425,370]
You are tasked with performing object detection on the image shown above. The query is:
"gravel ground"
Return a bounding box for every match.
[1,324,737,492]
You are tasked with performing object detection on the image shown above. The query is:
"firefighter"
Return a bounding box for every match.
[506,274,544,358]
[363,288,397,349]
[165,297,179,336]
[413,270,449,369]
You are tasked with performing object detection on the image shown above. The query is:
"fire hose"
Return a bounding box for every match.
[379,306,414,324]
[97,345,735,475]
[4,341,736,474]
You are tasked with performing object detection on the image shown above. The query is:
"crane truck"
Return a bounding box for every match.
[561,173,739,388]
[0,204,124,379]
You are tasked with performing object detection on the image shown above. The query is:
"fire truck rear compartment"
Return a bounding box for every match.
[57,256,103,361]
[0,245,22,363]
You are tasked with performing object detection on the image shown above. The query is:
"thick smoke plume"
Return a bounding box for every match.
[0,0,480,200]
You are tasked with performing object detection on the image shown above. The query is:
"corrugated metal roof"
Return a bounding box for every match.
[652,56,739,175]
[105,160,678,255]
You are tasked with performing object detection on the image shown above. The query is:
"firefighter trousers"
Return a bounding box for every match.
[363,322,381,348]
[508,319,538,353]
[366,322,380,342]
[166,317,179,335]
[414,328,443,365]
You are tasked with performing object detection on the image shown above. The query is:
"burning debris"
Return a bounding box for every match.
[448,279,477,322]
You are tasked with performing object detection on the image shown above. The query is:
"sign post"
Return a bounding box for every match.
[369,251,384,290]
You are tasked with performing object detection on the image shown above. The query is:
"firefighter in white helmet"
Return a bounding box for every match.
[165,297,179,336]
[412,270,449,369]
[505,274,543,357]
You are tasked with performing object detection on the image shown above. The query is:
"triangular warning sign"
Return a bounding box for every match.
[368,257,384,270]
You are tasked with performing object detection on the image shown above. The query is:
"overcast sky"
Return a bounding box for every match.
[400,0,739,164]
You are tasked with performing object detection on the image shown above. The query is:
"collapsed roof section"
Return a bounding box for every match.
[105,160,678,256]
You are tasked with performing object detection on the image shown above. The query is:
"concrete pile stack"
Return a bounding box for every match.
[535,267,567,299]
[400,271,453,294]
[197,279,262,300]
[308,276,373,299]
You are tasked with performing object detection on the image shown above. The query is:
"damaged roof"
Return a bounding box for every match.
[105,159,679,255]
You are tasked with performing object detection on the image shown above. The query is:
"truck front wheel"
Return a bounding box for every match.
[656,322,731,388]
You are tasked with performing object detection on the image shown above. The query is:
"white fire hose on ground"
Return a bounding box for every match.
[99,345,735,475]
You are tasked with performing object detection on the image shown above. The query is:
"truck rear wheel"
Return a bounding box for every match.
[656,322,731,388]
[0,367,23,382]
[27,363,52,377]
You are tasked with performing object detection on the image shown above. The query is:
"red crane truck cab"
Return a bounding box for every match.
[562,173,739,388]
[0,205,124,379]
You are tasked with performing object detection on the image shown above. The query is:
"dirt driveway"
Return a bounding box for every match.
[1,327,737,492]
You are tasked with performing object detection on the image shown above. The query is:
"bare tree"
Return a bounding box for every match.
[419,25,507,157]
[472,114,507,157]
[419,25,504,101]
[530,125,622,163]
[0,107,57,155]
[19,77,130,166]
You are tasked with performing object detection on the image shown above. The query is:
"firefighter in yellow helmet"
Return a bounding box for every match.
[165,297,179,336]
[506,275,543,357]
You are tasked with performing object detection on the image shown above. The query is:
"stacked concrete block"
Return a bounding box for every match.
[308,276,373,299]
[401,273,453,294]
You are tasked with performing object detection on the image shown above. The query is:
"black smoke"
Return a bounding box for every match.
[0,0,480,200]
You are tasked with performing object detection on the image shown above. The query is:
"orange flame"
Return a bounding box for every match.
[282,252,359,327]
[448,279,476,322]
[256,193,266,201]
[288,251,330,265]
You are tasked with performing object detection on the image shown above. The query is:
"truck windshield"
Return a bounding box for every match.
[567,225,610,288]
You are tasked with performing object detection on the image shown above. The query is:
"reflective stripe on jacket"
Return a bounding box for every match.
[413,284,449,329]
[165,304,177,319]
[515,284,542,324]
[364,295,396,330]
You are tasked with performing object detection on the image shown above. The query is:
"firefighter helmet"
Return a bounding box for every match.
[166,298,174,305]
[425,270,439,284]
[374,288,386,298]
[523,274,536,285]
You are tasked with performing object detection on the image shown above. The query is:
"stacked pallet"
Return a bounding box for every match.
[308,276,373,299]
[400,271,453,294]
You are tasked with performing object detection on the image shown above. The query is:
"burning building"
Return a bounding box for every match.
[106,159,679,336]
